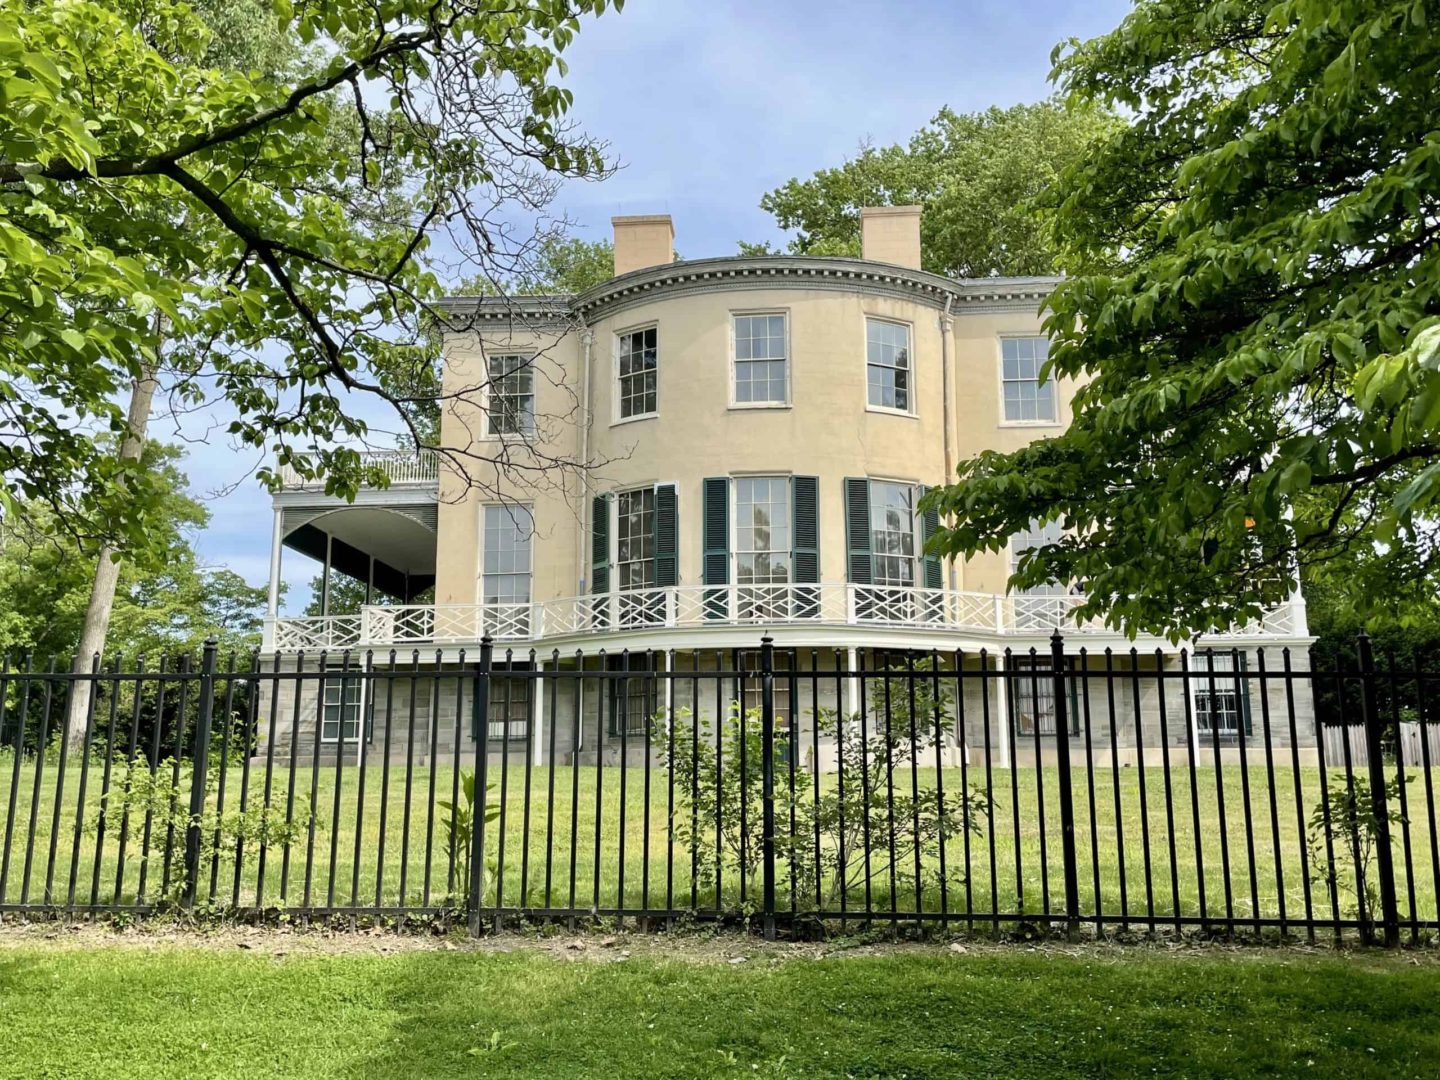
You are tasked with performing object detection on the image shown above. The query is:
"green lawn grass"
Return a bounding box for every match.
[3,755,1438,932]
[0,939,1437,1078]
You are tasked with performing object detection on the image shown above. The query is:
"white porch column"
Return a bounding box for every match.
[844,646,858,719]
[1185,648,1201,765]
[995,652,1011,770]
[266,508,284,618]
[320,531,333,616]
[665,648,676,733]
[532,658,546,767]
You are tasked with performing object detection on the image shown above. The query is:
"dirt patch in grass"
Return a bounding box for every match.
[1,917,1436,972]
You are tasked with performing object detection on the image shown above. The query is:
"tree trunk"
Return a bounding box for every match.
[63,363,159,750]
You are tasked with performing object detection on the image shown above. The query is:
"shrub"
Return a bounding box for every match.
[1306,771,1410,937]
[89,753,314,905]
[661,658,989,913]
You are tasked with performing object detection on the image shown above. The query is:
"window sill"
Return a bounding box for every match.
[728,403,792,412]
[611,413,658,428]
[865,405,918,419]
[998,420,1062,430]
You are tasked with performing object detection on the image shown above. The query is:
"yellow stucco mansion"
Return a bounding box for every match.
[259,207,1314,766]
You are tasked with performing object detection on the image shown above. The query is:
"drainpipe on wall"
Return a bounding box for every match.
[939,294,957,592]
[577,323,595,594]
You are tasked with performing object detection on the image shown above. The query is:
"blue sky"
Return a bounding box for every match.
[181,0,1132,610]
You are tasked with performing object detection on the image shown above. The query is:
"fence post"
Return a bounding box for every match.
[1050,630,1080,941]
[468,636,494,937]
[1357,632,1400,947]
[760,634,777,940]
[182,639,219,908]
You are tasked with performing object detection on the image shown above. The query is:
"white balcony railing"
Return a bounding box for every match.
[277,450,438,490]
[264,584,1307,651]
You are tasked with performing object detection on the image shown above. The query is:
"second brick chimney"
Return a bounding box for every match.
[612,214,675,277]
[859,205,923,270]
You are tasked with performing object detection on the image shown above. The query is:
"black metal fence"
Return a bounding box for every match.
[0,632,1434,945]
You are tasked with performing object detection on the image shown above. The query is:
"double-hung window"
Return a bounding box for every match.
[615,487,661,625]
[738,649,794,727]
[861,480,921,623]
[1009,519,1068,630]
[615,488,656,591]
[866,318,912,412]
[320,670,364,744]
[482,504,533,637]
[846,477,941,623]
[617,326,658,419]
[486,675,531,742]
[870,481,917,588]
[735,476,791,618]
[607,654,657,737]
[482,504,533,604]
[733,313,788,404]
[1008,518,1067,627]
[1001,337,1057,423]
[486,354,535,436]
[1193,652,1246,736]
[1010,658,1057,736]
[1008,658,1079,737]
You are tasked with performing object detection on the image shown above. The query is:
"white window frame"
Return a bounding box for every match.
[613,485,658,593]
[1007,519,1068,597]
[998,334,1060,427]
[1008,518,1071,631]
[1010,657,1057,737]
[864,316,916,417]
[483,353,536,438]
[729,310,791,408]
[485,672,533,743]
[478,502,534,608]
[731,473,793,620]
[868,478,921,588]
[319,666,368,745]
[607,653,658,737]
[737,648,795,725]
[1192,652,1245,736]
[613,322,659,425]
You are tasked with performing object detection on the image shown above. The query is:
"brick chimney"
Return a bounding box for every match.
[859,205,922,270]
[611,214,675,277]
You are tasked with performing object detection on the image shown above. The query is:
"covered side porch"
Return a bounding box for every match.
[265,451,440,642]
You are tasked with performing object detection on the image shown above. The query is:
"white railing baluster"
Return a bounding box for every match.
[265,586,1303,649]
[277,449,438,490]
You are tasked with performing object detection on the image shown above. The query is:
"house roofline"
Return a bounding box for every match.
[436,257,1062,323]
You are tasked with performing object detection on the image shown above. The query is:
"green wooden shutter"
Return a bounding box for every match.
[702,477,729,619]
[844,477,872,585]
[590,493,611,594]
[1238,652,1253,735]
[919,485,943,590]
[654,483,678,587]
[791,476,820,619]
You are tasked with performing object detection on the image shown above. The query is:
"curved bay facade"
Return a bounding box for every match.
[434,253,1078,637]
[261,210,1315,767]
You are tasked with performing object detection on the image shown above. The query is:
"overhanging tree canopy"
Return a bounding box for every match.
[749,100,1117,277]
[925,0,1440,638]
[0,0,619,553]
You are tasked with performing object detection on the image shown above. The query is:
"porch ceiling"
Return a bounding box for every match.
[284,507,437,600]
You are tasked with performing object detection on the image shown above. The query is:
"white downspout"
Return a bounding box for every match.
[939,295,957,592]
[577,324,595,594]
